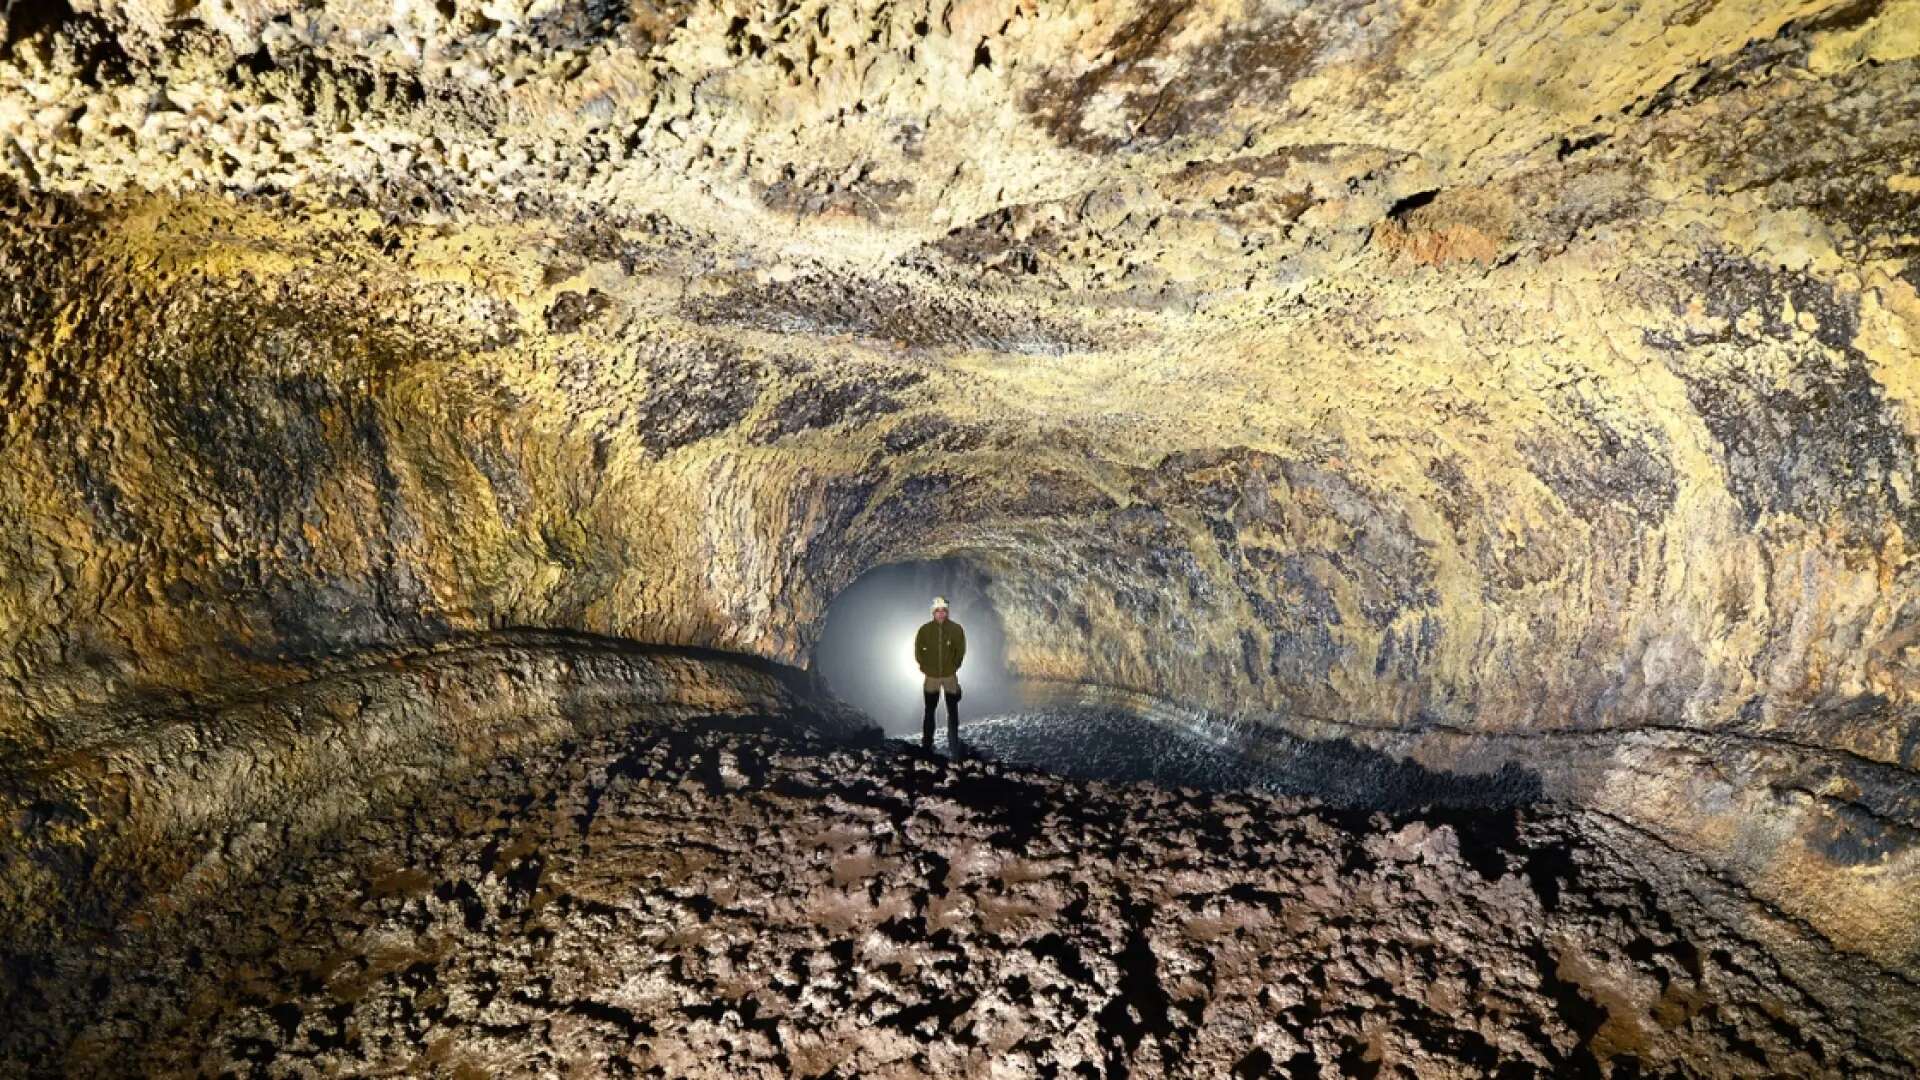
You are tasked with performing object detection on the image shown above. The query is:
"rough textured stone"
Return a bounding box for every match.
[8,718,1914,1077]
[0,630,865,972]
[0,0,1917,1052]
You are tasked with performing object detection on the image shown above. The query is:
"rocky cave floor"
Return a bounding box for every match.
[7,714,1918,1079]
[904,708,1548,812]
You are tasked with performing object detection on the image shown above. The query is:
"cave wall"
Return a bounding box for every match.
[2,0,1917,964]
[0,628,868,970]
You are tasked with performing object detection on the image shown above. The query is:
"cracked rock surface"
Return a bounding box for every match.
[6,716,1915,1078]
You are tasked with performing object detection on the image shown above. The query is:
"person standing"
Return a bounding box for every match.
[915,597,966,753]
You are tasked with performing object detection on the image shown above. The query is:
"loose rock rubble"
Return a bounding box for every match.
[7,718,1913,1078]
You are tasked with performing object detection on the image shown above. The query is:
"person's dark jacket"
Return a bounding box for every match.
[915,619,966,678]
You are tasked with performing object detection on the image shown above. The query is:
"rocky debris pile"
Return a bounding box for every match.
[6,718,1913,1078]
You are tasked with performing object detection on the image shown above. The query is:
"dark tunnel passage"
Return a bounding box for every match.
[813,558,1020,734]
[813,563,1546,809]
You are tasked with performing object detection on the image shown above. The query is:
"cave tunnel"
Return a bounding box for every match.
[2,0,1919,1076]
[814,558,1021,736]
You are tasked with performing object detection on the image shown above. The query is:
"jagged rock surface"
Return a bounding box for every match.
[7,718,1915,1078]
[0,0,1916,1016]
[0,631,866,979]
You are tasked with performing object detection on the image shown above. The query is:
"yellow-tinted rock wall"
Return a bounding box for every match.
[1,0,1916,965]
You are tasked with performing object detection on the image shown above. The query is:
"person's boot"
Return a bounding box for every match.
[922,692,938,752]
[946,696,961,756]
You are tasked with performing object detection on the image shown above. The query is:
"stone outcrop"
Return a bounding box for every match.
[1,0,1916,1010]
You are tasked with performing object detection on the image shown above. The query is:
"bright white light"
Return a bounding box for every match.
[814,560,1016,735]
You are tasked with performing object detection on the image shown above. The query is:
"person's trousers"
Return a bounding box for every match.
[922,675,960,749]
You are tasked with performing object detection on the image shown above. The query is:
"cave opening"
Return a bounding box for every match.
[810,556,1547,807]
[812,556,1021,736]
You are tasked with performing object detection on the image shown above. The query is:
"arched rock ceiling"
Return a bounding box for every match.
[2,1,1919,962]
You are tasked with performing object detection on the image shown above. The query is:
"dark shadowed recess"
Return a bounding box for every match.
[952,707,1546,812]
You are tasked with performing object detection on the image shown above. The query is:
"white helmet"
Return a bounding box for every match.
[931,596,949,612]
